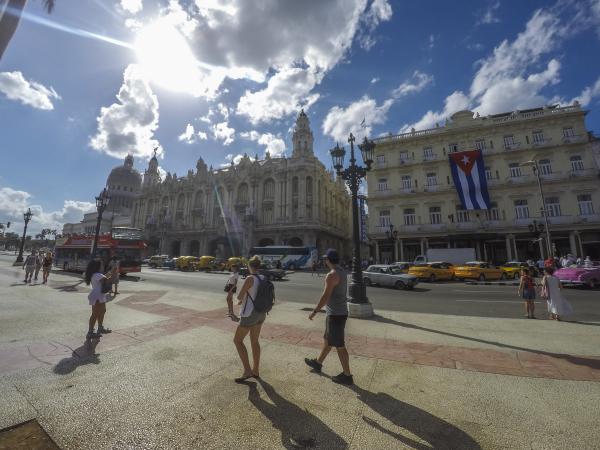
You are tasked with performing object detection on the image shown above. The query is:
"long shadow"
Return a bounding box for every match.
[350,384,481,450]
[245,378,347,449]
[52,280,85,292]
[364,315,600,370]
[53,338,100,375]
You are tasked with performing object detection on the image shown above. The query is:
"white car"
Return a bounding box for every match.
[363,265,419,290]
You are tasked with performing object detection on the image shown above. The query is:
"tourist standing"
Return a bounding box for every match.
[233,256,269,383]
[107,256,120,295]
[225,264,240,322]
[541,266,573,321]
[84,260,114,339]
[22,250,37,283]
[42,252,53,284]
[304,248,353,385]
[517,268,536,319]
[34,251,43,281]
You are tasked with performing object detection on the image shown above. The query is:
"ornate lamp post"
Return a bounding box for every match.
[385,223,398,262]
[521,160,552,258]
[91,188,111,259]
[330,133,375,318]
[14,208,33,264]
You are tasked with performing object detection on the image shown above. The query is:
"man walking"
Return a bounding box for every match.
[34,251,43,281]
[23,250,37,283]
[304,248,353,385]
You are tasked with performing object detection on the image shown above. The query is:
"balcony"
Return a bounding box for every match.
[375,160,387,169]
[576,214,600,224]
[532,137,552,148]
[513,218,532,227]
[506,174,532,184]
[423,153,438,162]
[539,171,564,182]
[372,189,393,198]
[400,187,416,194]
[454,221,477,231]
[546,215,575,225]
[421,223,448,232]
[424,184,445,192]
[562,134,587,144]
[569,168,598,179]
[398,156,415,166]
[399,224,420,233]
[504,142,522,151]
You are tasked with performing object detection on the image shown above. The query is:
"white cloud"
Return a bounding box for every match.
[400,91,470,132]
[478,1,501,25]
[428,34,435,49]
[0,186,95,235]
[236,67,321,125]
[322,96,393,142]
[0,71,60,110]
[178,123,209,144]
[241,131,286,157]
[220,153,255,167]
[197,131,208,140]
[90,64,161,160]
[217,102,229,120]
[212,121,235,145]
[370,77,379,84]
[359,0,393,50]
[392,71,434,98]
[121,0,143,14]
[572,76,600,106]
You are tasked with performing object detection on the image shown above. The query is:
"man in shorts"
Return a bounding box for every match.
[23,250,38,283]
[304,248,353,385]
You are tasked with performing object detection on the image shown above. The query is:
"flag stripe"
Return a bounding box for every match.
[450,159,468,208]
[471,163,487,209]
[448,149,491,210]
[458,168,475,209]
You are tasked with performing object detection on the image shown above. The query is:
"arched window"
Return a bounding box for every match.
[237,183,249,205]
[306,177,313,198]
[263,179,275,200]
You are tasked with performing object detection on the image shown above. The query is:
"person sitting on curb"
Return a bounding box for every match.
[305,248,353,385]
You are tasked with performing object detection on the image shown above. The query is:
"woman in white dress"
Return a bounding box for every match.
[84,260,114,339]
[541,266,573,321]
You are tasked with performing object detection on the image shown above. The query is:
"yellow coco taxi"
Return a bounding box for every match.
[499,261,525,280]
[225,257,248,271]
[196,255,216,271]
[408,262,455,282]
[454,261,504,281]
[175,256,200,271]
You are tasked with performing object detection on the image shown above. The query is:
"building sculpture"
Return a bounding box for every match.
[367,103,600,263]
[132,111,352,258]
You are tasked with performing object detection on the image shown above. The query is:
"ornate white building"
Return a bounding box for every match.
[132,111,352,258]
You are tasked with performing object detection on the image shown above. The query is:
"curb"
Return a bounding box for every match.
[466,281,520,286]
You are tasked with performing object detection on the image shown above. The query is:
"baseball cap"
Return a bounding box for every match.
[323,248,339,262]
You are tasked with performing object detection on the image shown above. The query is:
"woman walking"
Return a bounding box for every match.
[541,266,573,321]
[42,252,53,284]
[517,267,536,319]
[225,264,240,322]
[84,260,114,339]
[233,256,267,383]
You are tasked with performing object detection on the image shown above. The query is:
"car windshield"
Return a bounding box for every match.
[389,267,403,275]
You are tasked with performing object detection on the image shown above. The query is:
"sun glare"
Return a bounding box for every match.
[134,20,202,93]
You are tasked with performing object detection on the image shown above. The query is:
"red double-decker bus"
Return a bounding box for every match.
[54,227,146,274]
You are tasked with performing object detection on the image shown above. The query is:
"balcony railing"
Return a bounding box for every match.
[576,214,600,223]
[532,137,552,147]
[504,142,521,151]
[398,156,415,165]
[539,171,563,182]
[423,153,438,162]
[570,168,598,178]
[562,134,586,144]
[506,174,532,184]
[401,187,415,194]
[546,215,575,225]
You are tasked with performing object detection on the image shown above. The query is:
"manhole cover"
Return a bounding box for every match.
[0,420,60,449]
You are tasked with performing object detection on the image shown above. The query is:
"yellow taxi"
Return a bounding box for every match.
[499,261,525,280]
[175,256,200,271]
[408,262,455,281]
[454,261,504,281]
[196,255,215,271]
[225,256,248,271]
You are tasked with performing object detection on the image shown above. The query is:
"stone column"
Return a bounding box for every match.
[575,231,583,258]
[298,176,305,219]
[483,241,488,262]
[375,241,380,263]
[513,237,519,261]
[505,234,513,261]
[286,176,293,222]
[420,238,428,255]
[398,239,404,261]
[538,239,545,260]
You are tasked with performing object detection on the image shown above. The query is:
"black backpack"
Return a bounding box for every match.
[248,275,275,313]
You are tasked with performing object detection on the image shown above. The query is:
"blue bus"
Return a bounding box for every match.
[248,246,318,270]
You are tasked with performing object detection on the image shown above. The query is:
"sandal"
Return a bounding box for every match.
[97,326,112,334]
[234,374,255,383]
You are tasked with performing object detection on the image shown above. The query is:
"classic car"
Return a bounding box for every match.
[555,263,600,288]
[454,261,504,281]
[408,262,455,281]
[390,262,412,273]
[163,257,179,270]
[148,254,169,268]
[239,262,286,281]
[499,261,526,279]
[363,265,419,290]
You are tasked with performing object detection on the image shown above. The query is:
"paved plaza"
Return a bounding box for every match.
[1,255,599,449]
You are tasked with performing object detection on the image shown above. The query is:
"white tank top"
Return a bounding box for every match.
[240,274,264,317]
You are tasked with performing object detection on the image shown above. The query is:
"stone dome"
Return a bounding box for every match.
[106,155,142,214]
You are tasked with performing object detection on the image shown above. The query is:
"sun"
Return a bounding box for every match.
[134,20,202,93]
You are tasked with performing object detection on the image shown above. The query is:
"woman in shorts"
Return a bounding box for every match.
[233,256,266,383]
[517,267,536,319]
[42,252,53,284]
[225,264,240,322]
[84,260,114,339]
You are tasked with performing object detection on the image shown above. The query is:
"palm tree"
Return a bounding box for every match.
[0,0,55,61]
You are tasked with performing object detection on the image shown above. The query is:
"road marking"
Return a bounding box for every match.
[456,300,544,304]
[452,289,509,293]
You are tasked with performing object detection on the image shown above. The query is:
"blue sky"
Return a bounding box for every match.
[1,0,600,234]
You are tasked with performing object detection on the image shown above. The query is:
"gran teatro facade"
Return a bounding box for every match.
[132,111,352,259]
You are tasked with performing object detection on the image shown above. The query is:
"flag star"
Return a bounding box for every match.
[461,155,470,165]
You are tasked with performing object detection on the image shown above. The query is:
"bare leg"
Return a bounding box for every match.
[317,338,332,364]
[336,346,351,376]
[89,305,98,332]
[524,301,529,317]
[530,301,535,317]
[249,323,263,376]
[233,326,253,376]
[97,303,106,327]
[226,293,234,315]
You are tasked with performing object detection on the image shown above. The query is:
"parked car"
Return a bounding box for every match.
[148,255,169,268]
[408,262,455,281]
[454,261,504,281]
[239,262,286,281]
[163,257,179,270]
[499,261,526,280]
[176,256,200,271]
[363,264,418,290]
[390,262,412,273]
[555,263,600,288]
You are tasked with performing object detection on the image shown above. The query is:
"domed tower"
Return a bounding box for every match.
[143,149,161,188]
[292,109,314,158]
[106,154,142,214]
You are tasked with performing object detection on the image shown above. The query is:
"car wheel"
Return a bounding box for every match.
[513,272,520,280]
[363,277,371,286]
[395,280,405,290]
[429,274,436,282]
[587,279,598,289]
[500,272,507,280]
[478,273,486,281]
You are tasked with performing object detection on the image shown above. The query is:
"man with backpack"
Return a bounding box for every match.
[304,248,354,385]
[233,256,275,383]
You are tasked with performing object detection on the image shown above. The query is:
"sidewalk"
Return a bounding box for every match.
[1,263,599,449]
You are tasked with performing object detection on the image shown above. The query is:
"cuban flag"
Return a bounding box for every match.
[449,149,491,210]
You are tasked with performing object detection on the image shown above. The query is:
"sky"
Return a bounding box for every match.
[1,0,600,235]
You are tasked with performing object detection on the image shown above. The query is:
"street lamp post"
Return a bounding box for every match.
[385,223,398,262]
[521,160,552,258]
[330,133,375,318]
[91,188,111,259]
[14,208,33,265]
